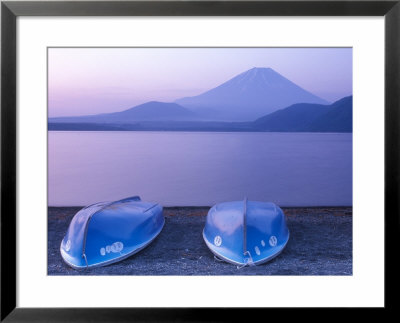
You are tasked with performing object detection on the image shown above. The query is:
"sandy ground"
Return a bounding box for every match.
[48,206,352,275]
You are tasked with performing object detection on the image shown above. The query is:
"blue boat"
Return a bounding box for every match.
[203,199,289,266]
[60,196,164,269]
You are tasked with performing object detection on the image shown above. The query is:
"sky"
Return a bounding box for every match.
[48,47,352,117]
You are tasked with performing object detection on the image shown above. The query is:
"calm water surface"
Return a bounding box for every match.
[48,131,352,206]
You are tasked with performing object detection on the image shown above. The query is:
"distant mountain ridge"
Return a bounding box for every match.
[50,101,198,123]
[253,96,352,132]
[306,96,353,132]
[175,67,329,121]
[49,96,352,133]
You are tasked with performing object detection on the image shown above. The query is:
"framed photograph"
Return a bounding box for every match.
[1,0,399,320]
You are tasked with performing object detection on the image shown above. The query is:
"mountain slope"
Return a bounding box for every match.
[253,96,352,132]
[306,96,352,132]
[50,101,198,123]
[253,103,331,131]
[175,67,329,121]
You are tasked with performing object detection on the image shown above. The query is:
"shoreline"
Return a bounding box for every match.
[48,128,352,134]
[48,206,352,276]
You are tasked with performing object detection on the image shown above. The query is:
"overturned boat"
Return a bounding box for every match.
[60,196,164,269]
[203,198,289,266]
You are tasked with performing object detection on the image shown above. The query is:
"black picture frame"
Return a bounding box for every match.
[1,0,399,321]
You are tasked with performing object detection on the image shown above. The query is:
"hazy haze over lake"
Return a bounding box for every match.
[48,131,352,207]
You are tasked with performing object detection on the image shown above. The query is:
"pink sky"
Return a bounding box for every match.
[48,48,352,117]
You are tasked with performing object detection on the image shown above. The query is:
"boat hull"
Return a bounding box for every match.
[203,200,289,266]
[60,196,164,269]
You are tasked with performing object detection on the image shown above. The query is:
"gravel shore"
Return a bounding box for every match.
[48,206,352,276]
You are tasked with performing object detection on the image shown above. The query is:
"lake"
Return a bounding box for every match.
[48,131,352,207]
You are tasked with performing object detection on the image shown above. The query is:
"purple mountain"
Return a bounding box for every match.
[49,101,197,123]
[175,67,329,121]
